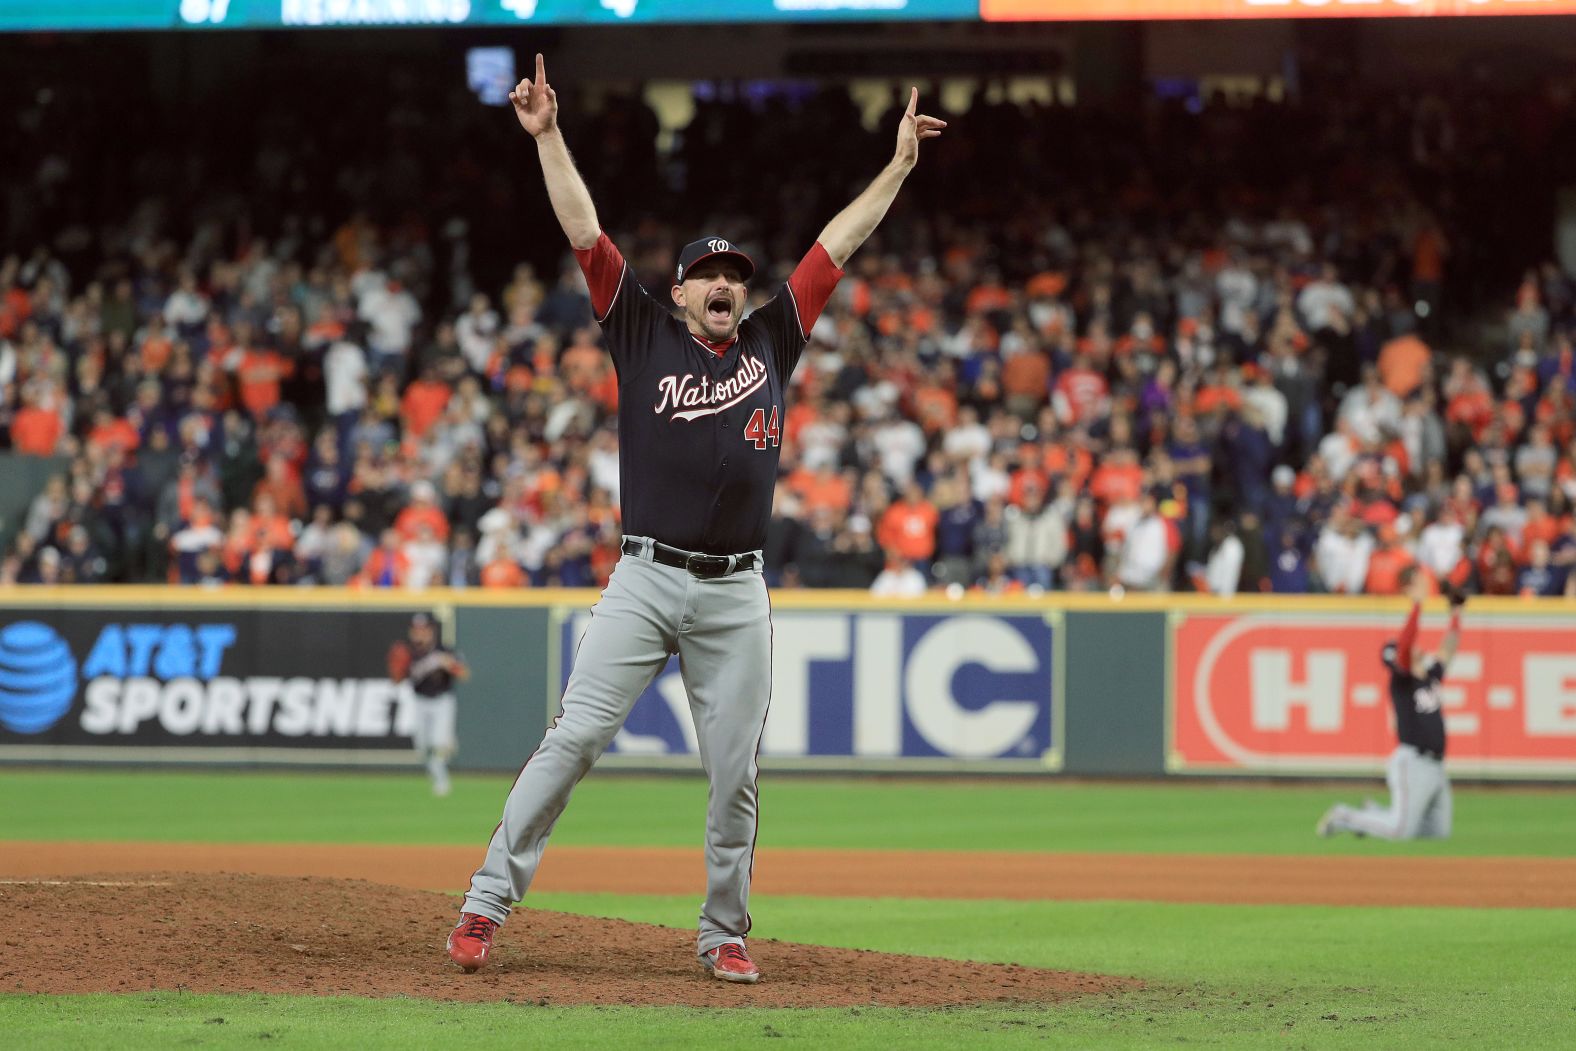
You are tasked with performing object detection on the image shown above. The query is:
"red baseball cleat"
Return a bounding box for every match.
[702,942,761,984]
[447,913,500,973]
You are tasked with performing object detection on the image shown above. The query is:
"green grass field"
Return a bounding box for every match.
[3,769,1574,1049]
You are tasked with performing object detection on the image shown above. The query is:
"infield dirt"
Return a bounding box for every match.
[0,874,1133,1007]
[4,841,1575,908]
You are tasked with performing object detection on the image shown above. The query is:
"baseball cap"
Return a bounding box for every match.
[410,612,437,630]
[675,237,754,284]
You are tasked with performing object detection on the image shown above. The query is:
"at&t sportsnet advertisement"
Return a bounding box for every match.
[0,609,422,759]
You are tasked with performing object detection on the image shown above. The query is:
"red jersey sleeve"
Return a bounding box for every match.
[786,242,845,339]
[572,232,626,322]
[1395,601,1420,668]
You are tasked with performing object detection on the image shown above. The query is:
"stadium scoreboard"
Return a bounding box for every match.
[4,0,1571,30]
[0,0,975,29]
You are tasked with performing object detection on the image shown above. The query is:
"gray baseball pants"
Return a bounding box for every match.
[462,536,771,956]
[1324,744,1453,840]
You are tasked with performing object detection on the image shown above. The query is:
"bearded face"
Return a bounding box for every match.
[673,261,747,342]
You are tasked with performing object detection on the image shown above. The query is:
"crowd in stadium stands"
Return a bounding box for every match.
[3,74,1576,596]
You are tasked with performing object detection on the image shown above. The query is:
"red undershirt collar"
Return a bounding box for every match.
[690,332,737,357]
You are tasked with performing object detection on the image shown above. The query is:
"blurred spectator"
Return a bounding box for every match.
[361,528,410,588]
[1269,530,1313,593]
[1198,520,1244,597]
[1004,482,1067,590]
[1316,508,1374,595]
[1518,540,1560,597]
[870,554,926,598]
[1114,491,1171,592]
[877,481,938,569]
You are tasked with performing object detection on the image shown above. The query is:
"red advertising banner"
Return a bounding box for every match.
[983,0,1576,20]
[1171,612,1576,777]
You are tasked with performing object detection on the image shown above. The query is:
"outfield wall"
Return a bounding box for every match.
[0,588,1572,780]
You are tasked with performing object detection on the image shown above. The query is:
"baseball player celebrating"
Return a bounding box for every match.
[446,55,945,982]
[1318,570,1463,840]
[389,612,470,797]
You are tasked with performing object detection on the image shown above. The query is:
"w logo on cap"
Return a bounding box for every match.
[676,237,754,284]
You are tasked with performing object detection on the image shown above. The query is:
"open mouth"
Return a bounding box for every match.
[706,291,733,325]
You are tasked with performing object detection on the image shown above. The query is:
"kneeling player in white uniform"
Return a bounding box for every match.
[1319,571,1462,840]
[389,612,469,796]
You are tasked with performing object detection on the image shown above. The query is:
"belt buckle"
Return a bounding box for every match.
[685,552,726,579]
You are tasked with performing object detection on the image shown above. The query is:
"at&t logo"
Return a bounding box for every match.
[0,622,79,734]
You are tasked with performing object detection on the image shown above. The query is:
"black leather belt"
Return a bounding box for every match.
[623,539,757,579]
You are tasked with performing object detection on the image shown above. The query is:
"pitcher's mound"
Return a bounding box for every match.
[0,873,1134,1008]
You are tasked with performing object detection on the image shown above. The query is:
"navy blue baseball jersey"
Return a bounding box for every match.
[1384,657,1447,758]
[409,642,463,698]
[574,234,842,555]
[1382,606,1448,758]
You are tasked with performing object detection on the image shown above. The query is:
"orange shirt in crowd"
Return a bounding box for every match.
[236,349,295,419]
[789,468,853,515]
[11,406,63,456]
[560,343,605,393]
[1007,467,1050,507]
[911,384,958,434]
[784,402,819,446]
[1042,442,1093,490]
[1383,437,1411,479]
[251,513,295,553]
[1088,461,1145,507]
[1025,271,1067,300]
[877,500,939,562]
[1378,334,1430,397]
[1193,383,1243,416]
[965,282,1012,315]
[1523,511,1560,548]
[1001,350,1050,400]
[400,379,451,439]
[252,478,307,523]
[1363,546,1417,595]
[395,503,451,543]
[140,332,174,372]
[1500,398,1527,440]
[481,558,527,588]
[360,547,410,588]
[0,285,31,338]
[1446,389,1495,439]
[88,416,141,456]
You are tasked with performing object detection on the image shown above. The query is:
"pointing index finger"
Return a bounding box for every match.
[906,87,918,118]
[535,52,546,90]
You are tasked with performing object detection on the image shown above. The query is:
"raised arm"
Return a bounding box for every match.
[1395,596,1421,670]
[1437,588,1465,669]
[510,53,599,251]
[816,88,947,269]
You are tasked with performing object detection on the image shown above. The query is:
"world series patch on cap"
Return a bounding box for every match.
[675,237,754,284]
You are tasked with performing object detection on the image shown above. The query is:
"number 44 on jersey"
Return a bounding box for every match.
[744,407,780,450]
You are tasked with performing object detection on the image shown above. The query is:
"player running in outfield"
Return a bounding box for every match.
[445,54,945,983]
[389,612,469,797]
[1319,570,1463,840]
